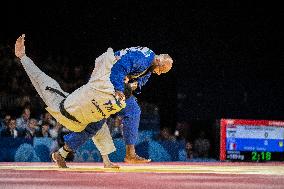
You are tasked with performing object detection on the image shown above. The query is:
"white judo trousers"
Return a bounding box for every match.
[20,48,125,155]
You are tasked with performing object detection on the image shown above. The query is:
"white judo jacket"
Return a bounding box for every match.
[21,48,126,132]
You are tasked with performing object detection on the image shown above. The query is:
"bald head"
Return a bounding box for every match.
[152,54,173,75]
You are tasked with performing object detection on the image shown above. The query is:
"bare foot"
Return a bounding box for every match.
[15,34,26,59]
[104,162,120,169]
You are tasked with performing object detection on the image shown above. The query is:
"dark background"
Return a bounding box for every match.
[1,1,284,131]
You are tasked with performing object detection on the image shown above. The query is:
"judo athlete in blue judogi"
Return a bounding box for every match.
[110,47,173,163]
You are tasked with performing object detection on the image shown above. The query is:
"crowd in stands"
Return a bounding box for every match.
[0,107,71,154]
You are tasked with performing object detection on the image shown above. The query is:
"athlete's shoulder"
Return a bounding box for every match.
[115,46,155,58]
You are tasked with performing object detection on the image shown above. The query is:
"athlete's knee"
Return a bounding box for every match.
[126,104,141,117]
[85,119,106,135]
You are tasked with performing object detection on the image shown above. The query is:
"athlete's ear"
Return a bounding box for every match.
[156,56,161,63]
[153,57,160,66]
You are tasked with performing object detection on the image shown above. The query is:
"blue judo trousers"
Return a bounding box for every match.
[63,119,105,151]
[118,96,141,145]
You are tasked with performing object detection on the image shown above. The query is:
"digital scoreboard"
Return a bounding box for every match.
[220,119,284,162]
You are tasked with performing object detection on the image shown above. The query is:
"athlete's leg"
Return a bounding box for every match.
[52,119,105,168]
[20,56,69,110]
[92,123,119,168]
[120,96,140,145]
[119,96,150,163]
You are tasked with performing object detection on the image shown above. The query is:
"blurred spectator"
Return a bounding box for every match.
[193,131,211,158]
[49,121,61,139]
[175,121,190,141]
[0,118,3,132]
[35,122,51,138]
[16,107,31,132]
[1,117,19,138]
[25,118,39,139]
[185,141,194,160]
[38,112,56,128]
[18,96,31,108]
[0,114,11,131]
[156,127,176,141]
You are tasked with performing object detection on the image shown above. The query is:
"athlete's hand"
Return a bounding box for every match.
[115,90,125,101]
[15,34,26,59]
[115,56,121,61]
[129,81,138,91]
[124,76,130,83]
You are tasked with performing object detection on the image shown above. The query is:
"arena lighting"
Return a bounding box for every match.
[220,119,284,162]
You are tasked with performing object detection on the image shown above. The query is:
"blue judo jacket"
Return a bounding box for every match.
[110,47,155,94]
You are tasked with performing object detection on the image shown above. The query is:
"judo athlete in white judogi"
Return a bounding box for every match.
[15,34,126,168]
